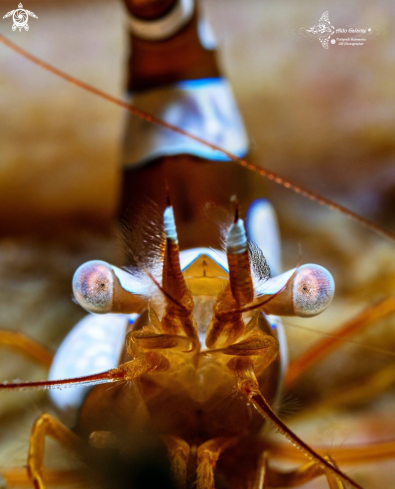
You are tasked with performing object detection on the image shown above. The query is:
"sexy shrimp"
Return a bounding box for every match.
[0,1,395,488]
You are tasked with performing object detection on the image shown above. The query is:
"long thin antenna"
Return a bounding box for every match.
[1,34,394,242]
[0,371,112,391]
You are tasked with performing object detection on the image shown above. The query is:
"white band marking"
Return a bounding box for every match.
[127,0,194,41]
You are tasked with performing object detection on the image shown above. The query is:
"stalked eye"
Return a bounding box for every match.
[256,264,335,318]
[292,265,334,317]
[72,261,114,314]
[72,261,149,314]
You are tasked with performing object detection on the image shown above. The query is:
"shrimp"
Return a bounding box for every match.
[0,1,395,488]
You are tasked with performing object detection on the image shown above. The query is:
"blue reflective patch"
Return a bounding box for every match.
[128,313,139,325]
[266,315,278,330]
[177,77,223,90]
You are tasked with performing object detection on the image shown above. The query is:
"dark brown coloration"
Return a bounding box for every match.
[124,0,177,21]
[124,1,219,91]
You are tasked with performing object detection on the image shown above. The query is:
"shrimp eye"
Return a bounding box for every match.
[72,260,114,313]
[292,264,335,317]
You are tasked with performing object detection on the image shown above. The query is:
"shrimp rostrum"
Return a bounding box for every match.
[2,195,369,489]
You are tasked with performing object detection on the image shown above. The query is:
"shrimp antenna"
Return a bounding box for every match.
[1,34,394,243]
[144,268,189,314]
[230,357,363,489]
[0,371,113,391]
[231,195,239,223]
[0,352,166,391]
[221,268,297,315]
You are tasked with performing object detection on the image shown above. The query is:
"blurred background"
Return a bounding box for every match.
[0,0,395,487]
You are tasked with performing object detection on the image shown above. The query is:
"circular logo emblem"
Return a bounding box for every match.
[13,8,28,30]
